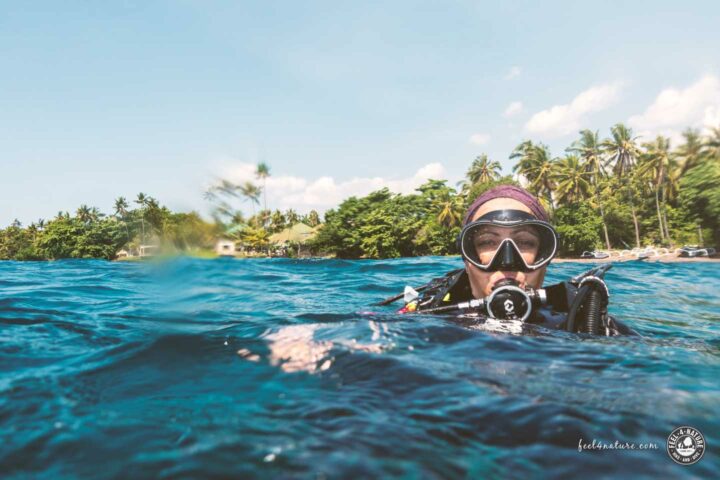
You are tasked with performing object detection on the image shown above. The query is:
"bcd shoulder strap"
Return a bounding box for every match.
[414,268,474,311]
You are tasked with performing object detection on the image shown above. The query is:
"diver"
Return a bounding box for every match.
[378,185,636,336]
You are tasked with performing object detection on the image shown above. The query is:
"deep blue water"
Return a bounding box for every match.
[1,257,718,478]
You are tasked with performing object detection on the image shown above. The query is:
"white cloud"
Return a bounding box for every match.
[524,82,623,137]
[628,74,720,143]
[468,133,491,145]
[212,162,448,214]
[505,66,521,80]
[503,101,524,118]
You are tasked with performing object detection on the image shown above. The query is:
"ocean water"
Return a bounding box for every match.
[1,257,718,478]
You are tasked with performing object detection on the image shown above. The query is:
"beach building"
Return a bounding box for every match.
[139,245,159,257]
[215,239,237,257]
[269,223,320,257]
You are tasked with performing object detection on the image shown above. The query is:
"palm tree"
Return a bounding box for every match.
[146,197,160,210]
[89,207,103,223]
[230,210,245,225]
[673,131,705,242]
[676,128,706,176]
[255,162,271,215]
[511,141,556,210]
[568,129,611,249]
[203,189,218,202]
[465,154,502,186]
[239,182,261,216]
[114,197,131,245]
[135,193,148,243]
[270,210,286,232]
[27,222,38,241]
[217,179,240,198]
[76,204,92,223]
[285,208,299,226]
[114,197,129,218]
[705,126,720,160]
[602,123,640,177]
[639,136,673,242]
[257,209,271,229]
[144,197,162,237]
[601,123,642,247]
[307,210,321,227]
[204,181,240,224]
[510,140,534,185]
[436,196,463,227]
[213,201,236,223]
[242,225,270,250]
[552,155,591,205]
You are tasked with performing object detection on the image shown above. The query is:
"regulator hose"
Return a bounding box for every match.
[565,284,591,333]
[566,277,608,334]
[582,289,602,335]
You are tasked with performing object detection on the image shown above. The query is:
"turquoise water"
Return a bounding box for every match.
[1,257,718,478]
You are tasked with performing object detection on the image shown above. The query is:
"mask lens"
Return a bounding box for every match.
[462,222,556,269]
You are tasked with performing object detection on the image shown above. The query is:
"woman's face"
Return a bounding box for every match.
[465,197,547,298]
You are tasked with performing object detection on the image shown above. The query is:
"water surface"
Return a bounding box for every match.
[1,257,718,478]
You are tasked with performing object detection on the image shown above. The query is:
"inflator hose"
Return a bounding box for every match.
[566,283,605,334]
[582,289,602,334]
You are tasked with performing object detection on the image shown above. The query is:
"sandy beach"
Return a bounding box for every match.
[554,256,720,264]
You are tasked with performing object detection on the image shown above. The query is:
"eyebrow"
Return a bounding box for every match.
[512,227,540,237]
[477,227,539,237]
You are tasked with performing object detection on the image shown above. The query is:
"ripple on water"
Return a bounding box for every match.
[0,257,718,477]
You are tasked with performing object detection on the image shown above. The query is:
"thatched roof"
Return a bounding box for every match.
[269,223,319,244]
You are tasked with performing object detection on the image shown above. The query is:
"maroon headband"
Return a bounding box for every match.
[463,185,549,225]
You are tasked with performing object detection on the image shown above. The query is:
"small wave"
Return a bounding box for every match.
[1,258,719,477]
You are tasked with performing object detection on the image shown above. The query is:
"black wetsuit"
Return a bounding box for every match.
[406,269,636,336]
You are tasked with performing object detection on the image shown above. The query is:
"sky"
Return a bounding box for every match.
[2,0,720,226]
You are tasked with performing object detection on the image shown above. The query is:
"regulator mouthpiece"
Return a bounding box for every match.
[493,278,520,289]
[487,283,532,321]
[410,279,546,322]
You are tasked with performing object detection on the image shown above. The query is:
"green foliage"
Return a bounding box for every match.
[312,182,456,258]
[242,226,270,250]
[0,222,41,260]
[306,210,321,227]
[33,216,125,260]
[462,154,502,187]
[554,202,602,255]
[4,123,719,261]
[678,155,720,245]
[511,141,555,208]
[1,196,218,261]
[162,212,219,249]
[599,182,635,248]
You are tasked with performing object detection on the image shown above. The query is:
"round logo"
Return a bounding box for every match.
[667,426,705,465]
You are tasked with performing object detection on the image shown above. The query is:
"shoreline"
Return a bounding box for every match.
[112,253,720,263]
[553,256,720,264]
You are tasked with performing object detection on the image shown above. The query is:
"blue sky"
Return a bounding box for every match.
[2,0,720,226]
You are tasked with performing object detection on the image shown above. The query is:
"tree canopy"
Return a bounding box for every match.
[3,122,719,260]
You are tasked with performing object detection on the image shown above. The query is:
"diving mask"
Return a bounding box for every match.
[458,209,558,272]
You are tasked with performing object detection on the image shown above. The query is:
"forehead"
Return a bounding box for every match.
[472,197,534,222]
